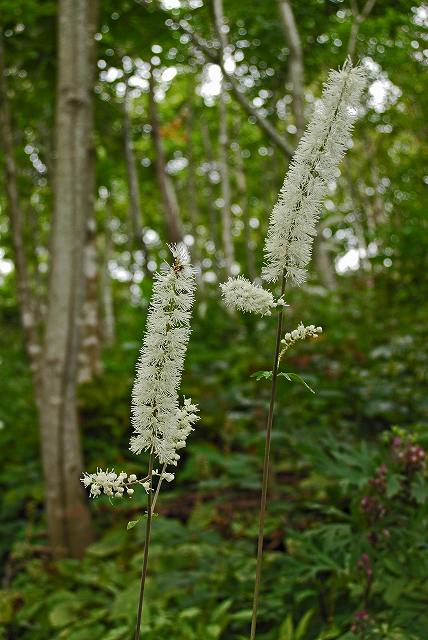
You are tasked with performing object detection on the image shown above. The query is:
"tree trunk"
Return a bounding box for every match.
[277,0,305,136]
[218,87,235,275]
[101,212,116,346]
[233,140,256,279]
[123,80,149,269]
[79,0,103,383]
[148,71,183,244]
[79,217,103,382]
[200,116,219,256]
[39,0,94,558]
[213,0,236,274]
[0,33,42,389]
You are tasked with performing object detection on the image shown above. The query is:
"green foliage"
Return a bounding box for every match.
[1,0,427,638]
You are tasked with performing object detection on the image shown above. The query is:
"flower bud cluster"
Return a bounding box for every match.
[391,436,426,471]
[81,468,150,498]
[280,323,322,354]
[351,610,371,635]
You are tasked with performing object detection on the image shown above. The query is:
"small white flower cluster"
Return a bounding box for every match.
[130,243,199,465]
[262,60,366,285]
[220,276,286,316]
[81,469,149,498]
[280,323,322,353]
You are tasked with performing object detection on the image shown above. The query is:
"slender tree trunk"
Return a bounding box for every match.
[200,116,219,255]
[233,140,256,279]
[0,33,42,389]
[185,102,204,283]
[313,233,338,290]
[79,217,103,382]
[277,0,305,136]
[218,87,235,275]
[79,0,102,383]
[100,215,116,346]
[39,0,94,558]
[123,81,149,269]
[148,71,183,244]
[213,0,235,274]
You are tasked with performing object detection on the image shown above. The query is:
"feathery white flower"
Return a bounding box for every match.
[220,276,285,316]
[262,59,366,285]
[129,243,199,465]
[280,323,322,356]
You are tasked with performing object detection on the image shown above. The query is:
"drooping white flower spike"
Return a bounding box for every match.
[262,59,366,285]
[129,243,199,466]
[220,276,286,316]
[279,323,322,358]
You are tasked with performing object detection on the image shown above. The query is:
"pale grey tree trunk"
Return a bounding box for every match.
[123,80,150,270]
[39,0,94,558]
[0,33,43,387]
[200,116,219,255]
[79,0,103,383]
[101,213,116,346]
[148,71,183,244]
[277,0,305,136]
[213,0,235,274]
[233,140,256,279]
[218,88,235,275]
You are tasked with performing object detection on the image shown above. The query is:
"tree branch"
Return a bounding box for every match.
[347,0,377,60]
[178,20,294,158]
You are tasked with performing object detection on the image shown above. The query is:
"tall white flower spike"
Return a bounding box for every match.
[129,243,199,465]
[262,59,366,285]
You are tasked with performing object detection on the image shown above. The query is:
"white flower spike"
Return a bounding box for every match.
[280,323,322,356]
[220,276,286,316]
[129,243,199,466]
[262,59,366,285]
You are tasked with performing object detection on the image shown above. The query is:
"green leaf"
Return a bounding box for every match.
[278,613,294,640]
[278,372,315,393]
[49,602,81,628]
[251,370,273,381]
[295,609,315,640]
[127,518,141,530]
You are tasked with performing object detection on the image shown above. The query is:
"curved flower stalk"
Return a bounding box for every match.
[262,59,366,286]
[81,243,199,640]
[130,243,199,465]
[279,323,322,357]
[217,60,365,640]
[220,276,286,316]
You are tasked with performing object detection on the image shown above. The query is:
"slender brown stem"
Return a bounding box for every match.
[134,452,154,640]
[250,272,287,640]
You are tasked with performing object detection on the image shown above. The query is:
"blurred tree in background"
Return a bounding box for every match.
[0,0,427,638]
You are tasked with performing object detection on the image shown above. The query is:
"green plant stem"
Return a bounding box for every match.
[250,272,287,640]
[134,452,154,640]
[151,463,166,514]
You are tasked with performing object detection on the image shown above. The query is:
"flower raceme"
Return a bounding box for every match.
[129,243,199,466]
[81,243,199,500]
[220,276,286,316]
[262,59,366,286]
[280,323,322,357]
[81,469,150,498]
